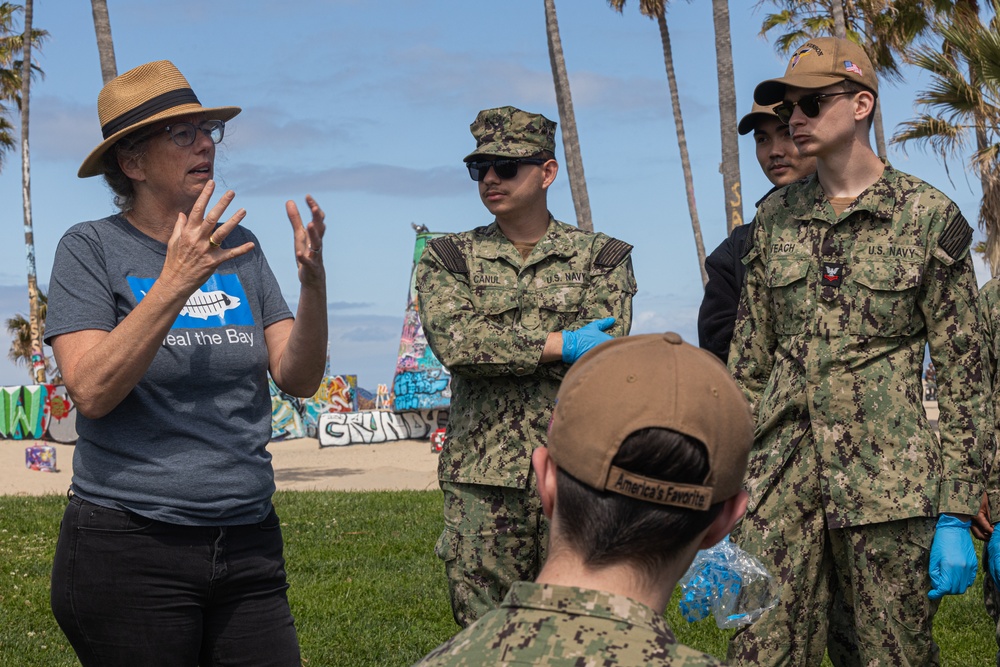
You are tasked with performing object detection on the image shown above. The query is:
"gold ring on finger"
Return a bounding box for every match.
[209,236,222,248]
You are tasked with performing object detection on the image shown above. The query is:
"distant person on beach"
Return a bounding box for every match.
[416,105,636,627]
[414,333,751,666]
[698,101,816,362]
[46,60,327,666]
[728,37,989,666]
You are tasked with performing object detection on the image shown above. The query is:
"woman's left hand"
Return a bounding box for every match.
[286,195,326,287]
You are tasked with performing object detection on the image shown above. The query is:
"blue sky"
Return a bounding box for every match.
[0,0,989,388]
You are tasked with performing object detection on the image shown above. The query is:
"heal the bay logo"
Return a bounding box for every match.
[127,273,254,328]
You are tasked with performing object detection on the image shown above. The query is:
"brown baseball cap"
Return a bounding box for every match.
[754,37,878,106]
[464,106,557,162]
[738,101,783,136]
[547,333,753,511]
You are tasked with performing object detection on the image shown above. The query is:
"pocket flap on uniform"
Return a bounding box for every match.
[538,286,584,312]
[853,260,923,292]
[473,287,518,316]
[766,258,809,288]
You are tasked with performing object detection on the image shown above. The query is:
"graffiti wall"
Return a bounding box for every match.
[270,375,358,440]
[0,384,78,443]
[319,409,447,447]
[391,230,452,412]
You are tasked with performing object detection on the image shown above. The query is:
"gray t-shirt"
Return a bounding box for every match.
[45,214,293,525]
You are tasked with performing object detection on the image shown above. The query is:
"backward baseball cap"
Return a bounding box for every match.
[546,332,753,511]
[754,36,878,106]
[464,105,557,162]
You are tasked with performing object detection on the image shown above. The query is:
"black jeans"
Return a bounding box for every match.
[51,495,300,667]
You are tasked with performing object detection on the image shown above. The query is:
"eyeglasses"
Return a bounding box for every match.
[466,158,546,182]
[771,91,855,124]
[133,120,226,147]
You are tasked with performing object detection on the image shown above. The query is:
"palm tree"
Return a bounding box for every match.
[18,0,43,384]
[5,290,58,383]
[712,0,743,235]
[0,2,44,172]
[90,0,117,84]
[893,0,1000,273]
[608,0,708,285]
[543,0,594,232]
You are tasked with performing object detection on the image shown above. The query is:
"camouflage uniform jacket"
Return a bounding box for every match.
[413,581,725,666]
[416,216,636,488]
[729,164,988,528]
[977,278,1000,521]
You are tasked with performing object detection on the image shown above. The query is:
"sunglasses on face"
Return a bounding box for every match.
[771,91,855,124]
[466,158,546,182]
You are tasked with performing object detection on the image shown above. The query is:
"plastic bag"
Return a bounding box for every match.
[677,537,778,629]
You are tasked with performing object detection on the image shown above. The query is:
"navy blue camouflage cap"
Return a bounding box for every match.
[464,106,557,162]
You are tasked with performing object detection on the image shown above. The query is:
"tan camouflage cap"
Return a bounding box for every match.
[546,333,753,511]
[755,37,878,105]
[737,101,783,135]
[464,106,557,162]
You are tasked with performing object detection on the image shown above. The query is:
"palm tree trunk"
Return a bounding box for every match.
[712,0,742,235]
[831,0,848,37]
[872,103,887,157]
[543,0,594,232]
[656,13,708,286]
[90,0,117,84]
[19,0,42,384]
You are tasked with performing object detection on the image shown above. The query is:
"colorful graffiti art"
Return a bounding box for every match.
[318,409,448,447]
[391,230,452,412]
[270,379,306,440]
[270,375,359,440]
[0,385,78,443]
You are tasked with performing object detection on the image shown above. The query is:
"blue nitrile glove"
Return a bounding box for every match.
[988,524,1000,586]
[928,514,978,600]
[561,317,616,363]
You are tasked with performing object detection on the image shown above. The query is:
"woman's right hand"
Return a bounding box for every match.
[159,180,255,297]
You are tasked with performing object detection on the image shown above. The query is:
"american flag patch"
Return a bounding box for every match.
[844,61,863,76]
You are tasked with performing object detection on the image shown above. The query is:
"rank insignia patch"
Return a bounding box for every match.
[822,262,843,287]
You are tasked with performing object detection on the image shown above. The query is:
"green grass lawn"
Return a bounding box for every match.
[0,491,995,666]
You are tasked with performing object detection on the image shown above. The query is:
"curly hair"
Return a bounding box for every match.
[100,133,150,214]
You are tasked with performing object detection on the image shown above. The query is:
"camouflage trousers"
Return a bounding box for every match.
[983,541,1000,666]
[436,479,548,628]
[728,436,940,667]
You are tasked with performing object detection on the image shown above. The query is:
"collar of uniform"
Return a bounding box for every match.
[502,581,670,635]
[792,159,896,224]
[841,158,895,220]
[473,215,577,261]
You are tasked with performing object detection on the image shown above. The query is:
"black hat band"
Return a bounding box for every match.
[101,88,200,139]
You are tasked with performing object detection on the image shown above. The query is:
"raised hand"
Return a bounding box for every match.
[286,194,326,288]
[160,180,254,296]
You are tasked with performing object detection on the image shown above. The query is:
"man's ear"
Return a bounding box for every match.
[540,159,559,190]
[698,490,749,549]
[531,447,559,518]
[853,90,876,123]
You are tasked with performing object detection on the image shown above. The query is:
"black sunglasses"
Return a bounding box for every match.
[466,158,546,182]
[772,91,855,124]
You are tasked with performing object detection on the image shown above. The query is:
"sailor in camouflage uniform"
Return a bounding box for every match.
[413,333,753,666]
[728,38,989,666]
[974,278,1000,666]
[416,106,636,627]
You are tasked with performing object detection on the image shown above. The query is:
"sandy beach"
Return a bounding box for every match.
[2,437,441,496]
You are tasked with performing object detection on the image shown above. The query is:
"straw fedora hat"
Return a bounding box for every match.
[78,60,241,178]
